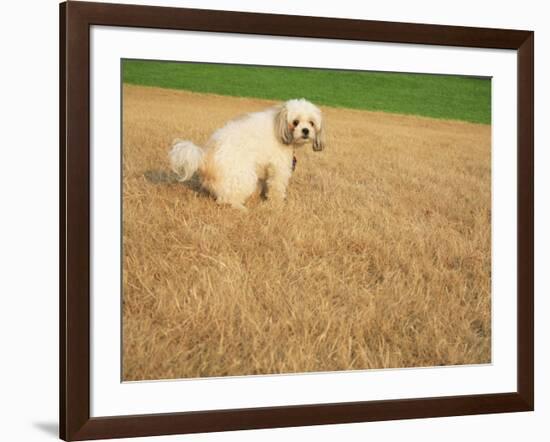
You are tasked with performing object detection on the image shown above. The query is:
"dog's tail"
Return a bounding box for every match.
[169,139,204,182]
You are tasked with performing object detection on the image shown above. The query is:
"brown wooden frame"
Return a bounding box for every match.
[60,1,534,440]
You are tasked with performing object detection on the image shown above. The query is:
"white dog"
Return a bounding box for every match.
[169,99,325,210]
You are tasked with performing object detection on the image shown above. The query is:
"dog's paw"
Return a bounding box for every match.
[216,198,249,212]
[232,203,249,212]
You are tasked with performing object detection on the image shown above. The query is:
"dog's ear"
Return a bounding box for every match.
[275,105,293,145]
[313,124,325,151]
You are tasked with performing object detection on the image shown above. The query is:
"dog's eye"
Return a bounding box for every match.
[309,121,315,127]
[292,120,299,127]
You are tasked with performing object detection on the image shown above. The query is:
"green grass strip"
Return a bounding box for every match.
[123,60,491,124]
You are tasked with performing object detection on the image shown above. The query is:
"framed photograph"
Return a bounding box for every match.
[60,1,534,440]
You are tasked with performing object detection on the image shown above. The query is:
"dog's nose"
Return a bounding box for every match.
[302,127,309,136]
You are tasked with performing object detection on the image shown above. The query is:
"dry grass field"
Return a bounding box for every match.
[122,84,491,381]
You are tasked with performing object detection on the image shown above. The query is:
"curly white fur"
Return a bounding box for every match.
[169,99,325,210]
[169,140,204,182]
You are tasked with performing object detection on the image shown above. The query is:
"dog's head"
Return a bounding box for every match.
[275,99,325,152]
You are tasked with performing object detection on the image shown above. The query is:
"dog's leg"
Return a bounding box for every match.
[266,163,291,204]
[213,171,256,212]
